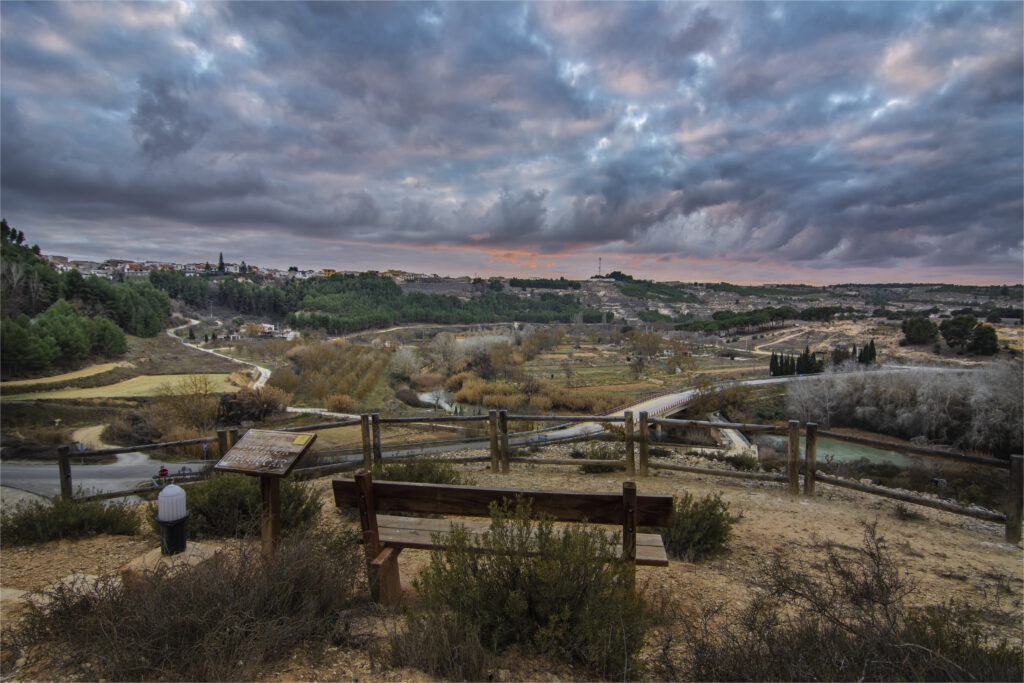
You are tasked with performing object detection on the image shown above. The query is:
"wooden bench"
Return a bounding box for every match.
[333,471,674,604]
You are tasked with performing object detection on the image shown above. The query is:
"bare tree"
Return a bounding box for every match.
[389,346,421,382]
[431,332,464,375]
[26,271,45,311]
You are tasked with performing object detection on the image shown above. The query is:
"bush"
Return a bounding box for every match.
[660,492,735,561]
[410,372,444,391]
[725,452,759,471]
[7,527,366,681]
[892,502,925,521]
[220,385,292,422]
[150,474,321,539]
[371,459,467,485]
[375,607,492,681]
[0,494,139,545]
[325,393,360,413]
[649,524,1022,681]
[101,409,164,446]
[569,443,626,474]
[393,387,428,408]
[391,500,646,679]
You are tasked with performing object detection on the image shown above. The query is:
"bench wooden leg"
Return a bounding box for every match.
[369,546,402,606]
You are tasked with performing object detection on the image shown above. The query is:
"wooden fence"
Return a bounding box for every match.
[53,410,1022,543]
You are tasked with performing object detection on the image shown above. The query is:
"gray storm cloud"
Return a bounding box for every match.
[0,1,1020,278]
[131,76,211,161]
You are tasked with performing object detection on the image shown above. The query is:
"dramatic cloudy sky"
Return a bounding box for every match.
[1,1,1021,283]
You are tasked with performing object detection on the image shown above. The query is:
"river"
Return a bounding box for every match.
[754,434,915,468]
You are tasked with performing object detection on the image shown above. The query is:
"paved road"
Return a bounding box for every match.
[167,319,271,387]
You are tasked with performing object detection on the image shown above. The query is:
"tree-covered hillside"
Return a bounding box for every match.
[1,220,168,377]
[150,269,602,334]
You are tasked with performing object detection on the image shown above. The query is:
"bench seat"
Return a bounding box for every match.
[374,514,670,566]
[334,472,674,604]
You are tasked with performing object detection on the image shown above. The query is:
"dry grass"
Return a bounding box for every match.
[5,527,367,681]
[0,361,133,389]
[2,374,237,401]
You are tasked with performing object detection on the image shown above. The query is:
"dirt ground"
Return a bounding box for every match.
[2,448,1021,681]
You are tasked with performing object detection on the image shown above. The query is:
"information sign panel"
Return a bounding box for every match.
[214,430,316,477]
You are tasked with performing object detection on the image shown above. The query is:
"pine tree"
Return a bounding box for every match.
[858,339,876,364]
[218,252,225,273]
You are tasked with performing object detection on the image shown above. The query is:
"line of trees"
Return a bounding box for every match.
[147,269,603,334]
[770,341,876,377]
[509,277,581,290]
[769,347,824,376]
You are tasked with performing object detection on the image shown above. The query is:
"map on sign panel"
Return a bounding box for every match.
[214,430,317,477]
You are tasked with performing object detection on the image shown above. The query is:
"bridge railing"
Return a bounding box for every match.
[52,409,1021,544]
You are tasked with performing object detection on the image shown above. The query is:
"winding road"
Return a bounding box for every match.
[167,319,270,388]
[165,318,976,460]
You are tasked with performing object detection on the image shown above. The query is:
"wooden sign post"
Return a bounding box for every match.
[214,429,317,559]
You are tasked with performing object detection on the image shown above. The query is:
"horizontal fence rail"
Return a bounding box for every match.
[48,409,1022,544]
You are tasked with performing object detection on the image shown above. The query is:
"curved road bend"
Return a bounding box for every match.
[167,319,270,388]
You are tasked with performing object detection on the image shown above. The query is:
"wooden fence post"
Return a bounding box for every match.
[371,413,382,463]
[1007,455,1023,545]
[260,476,280,561]
[217,429,229,457]
[804,423,818,497]
[787,420,800,496]
[624,411,635,475]
[622,481,637,585]
[498,409,510,474]
[228,428,240,447]
[58,445,73,501]
[488,410,499,471]
[638,412,649,476]
[360,414,372,468]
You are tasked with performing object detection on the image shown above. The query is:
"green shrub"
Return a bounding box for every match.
[148,474,321,539]
[660,492,735,561]
[570,443,626,474]
[371,459,467,485]
[725,452,759,471]
[649,524,1022,681]
[7,527,366,681]
[395,500,646,678]
[0,493,138,545]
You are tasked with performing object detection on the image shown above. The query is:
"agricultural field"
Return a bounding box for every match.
[1,373,238,401]
[0,362,132,388]
[0,332,250,403]
[267,340,392,410]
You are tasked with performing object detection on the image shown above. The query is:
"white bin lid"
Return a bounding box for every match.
[157,484,187,522]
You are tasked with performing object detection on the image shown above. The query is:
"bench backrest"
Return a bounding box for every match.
[333,477,674,527]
